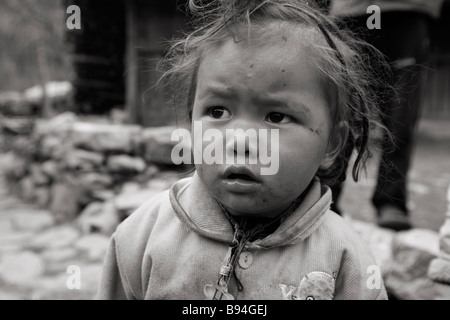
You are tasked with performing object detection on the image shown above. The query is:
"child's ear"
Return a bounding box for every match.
[320,121,349,170]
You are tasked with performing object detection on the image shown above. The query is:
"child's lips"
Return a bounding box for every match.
[222,178,261,193]
[222,166,261,193]
[222,166,261,182]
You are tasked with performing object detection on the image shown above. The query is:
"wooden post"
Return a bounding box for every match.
[125,0,139,125]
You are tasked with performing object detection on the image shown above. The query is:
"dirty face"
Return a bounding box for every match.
[191,27,335,218]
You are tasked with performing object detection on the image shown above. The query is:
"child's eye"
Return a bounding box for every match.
[266,112,294,124]
[207,107,231,119]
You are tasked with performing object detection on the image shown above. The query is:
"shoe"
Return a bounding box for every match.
[377,205,412,231]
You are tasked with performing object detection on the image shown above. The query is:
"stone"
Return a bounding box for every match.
[428,185,450,284]
[114,187,162,216]
[0,231,34,252]
[141,126,180,165]
[10,210,54,232]
[0,91,23,112]
[42,248,78,263]
[30,164,50,186]
[30,273,73,300]
[32,263,103,300]
[133,165,161,184]
[409,182,430,196]
[428,258,450,284]
[30,225,80,250]
[347,218,395,273]
[77,202,104,222]
[77,201,120,235]
[19,176,35,202]
[109,108,128,124]
[383,228,441,299]
[30,270,97,300]
[77,172,113,191]
[106,154,146,173]
[0,217,13,234]
[385,275,449,300]
[391,229,439,277]
[50,182,82,223]
[0,152,27,180]
[71,122,142,153]
[74,234,110,261]
[24,82,72,104]
[0,289,23,300]
[90,189,115,201]
[41,160,60,179]
[39,134,71,160]
[65,148,104,171]
[11,136,37,158]
[76,264,103,294]
[33,111,78,137]
[0,251,45,285]
[35,186,51,208]
[35,114,75,160]
[120,182,141,194]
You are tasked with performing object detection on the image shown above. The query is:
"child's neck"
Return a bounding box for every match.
[233,215,281,241]
[222,180,314,242]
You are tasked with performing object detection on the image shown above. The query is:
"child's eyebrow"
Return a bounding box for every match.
[255,96,312,118]
[198,86,237,100]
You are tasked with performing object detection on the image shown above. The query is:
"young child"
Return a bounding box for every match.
[97,0,389,300]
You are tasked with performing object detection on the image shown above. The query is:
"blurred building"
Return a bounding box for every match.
[425,0,450,118]
[64,0,187,127]
[64,0,450,127]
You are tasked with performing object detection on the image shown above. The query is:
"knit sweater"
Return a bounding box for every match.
[96,173,388,300]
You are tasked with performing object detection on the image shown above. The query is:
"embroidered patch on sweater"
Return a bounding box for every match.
[279,271,335,300]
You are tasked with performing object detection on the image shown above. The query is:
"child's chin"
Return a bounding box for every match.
[220,201,279,218]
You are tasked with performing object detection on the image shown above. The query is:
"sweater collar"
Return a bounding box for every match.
[169,173,331,249]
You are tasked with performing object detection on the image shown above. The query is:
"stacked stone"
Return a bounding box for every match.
[380,185,450,299]
[427,184,450,285]
[3,112,192,234]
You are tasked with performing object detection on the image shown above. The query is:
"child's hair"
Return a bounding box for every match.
[160,0,393,187]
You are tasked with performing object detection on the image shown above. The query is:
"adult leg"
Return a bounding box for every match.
[370,12,431,230]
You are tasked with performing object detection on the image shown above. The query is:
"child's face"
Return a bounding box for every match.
[191,29,335,218]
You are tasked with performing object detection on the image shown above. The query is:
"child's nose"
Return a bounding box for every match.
[225,128,259,163]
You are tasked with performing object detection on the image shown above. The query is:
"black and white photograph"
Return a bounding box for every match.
[0,0,449,305]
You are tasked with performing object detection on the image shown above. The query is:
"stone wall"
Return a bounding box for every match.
[348,218,450,299]
[1,112,193,234]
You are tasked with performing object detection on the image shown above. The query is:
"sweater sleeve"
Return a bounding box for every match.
[95,190,170,300]
[95,235,134,300]
[333,244,388,300]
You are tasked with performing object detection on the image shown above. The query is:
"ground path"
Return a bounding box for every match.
[0,176,108,300]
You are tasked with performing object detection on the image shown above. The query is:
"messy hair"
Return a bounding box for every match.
[160,0,393,186]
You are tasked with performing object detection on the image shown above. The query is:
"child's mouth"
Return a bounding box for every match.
[227,173,256,182]
[222,167,261,193]
[223,166,260,182]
